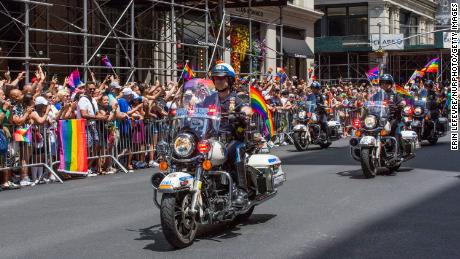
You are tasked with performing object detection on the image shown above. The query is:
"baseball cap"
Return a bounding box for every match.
[110,82,122,89]
[122,88,133,96]
[35,96,48,106]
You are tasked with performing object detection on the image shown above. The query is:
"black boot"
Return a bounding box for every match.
[232,162,248,208]
[232,184,248,208]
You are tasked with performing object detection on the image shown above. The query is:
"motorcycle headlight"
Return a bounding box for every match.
[364,115,377,129]
[414,107,423,116]
[173,133,195,158]
[298,111,306,119]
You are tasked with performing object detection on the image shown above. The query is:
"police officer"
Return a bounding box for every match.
[372,74,405,153]
[424,80,440,136]
[211,63,252,207]
[310,81,330,140]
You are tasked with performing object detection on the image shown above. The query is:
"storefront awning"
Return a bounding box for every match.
[182,24,231,48]
[277,36,314,59]
[182,24,216,46]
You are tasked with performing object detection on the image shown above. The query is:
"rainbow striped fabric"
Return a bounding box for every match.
[182,63,194,81]
[421,58,439,73]
[59,119,88,174]
[13,127,31,143]
[366,66,379,85]
[250,85,275,138]
[395,85,414,99]
[275,67,287,84]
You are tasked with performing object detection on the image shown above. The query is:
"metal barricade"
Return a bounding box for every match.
[116,118,169,171]
[0,124,63,183]
[86,119,128,174]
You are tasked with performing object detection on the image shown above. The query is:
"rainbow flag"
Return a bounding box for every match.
[276,67,287,84]
[250,85,275,138]
[366,66,379,85]
[395,85,414,99]
[101,55,113,68]
[421,58,440,74]
[68,69,81,88]
[59,119,88,174]
[182,63,194,81]
[13,127,31,143]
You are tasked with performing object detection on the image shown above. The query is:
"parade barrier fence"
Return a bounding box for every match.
[0,107,362,185]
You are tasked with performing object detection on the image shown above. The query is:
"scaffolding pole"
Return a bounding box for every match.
[24,1,30,83]
[83,0,88,81]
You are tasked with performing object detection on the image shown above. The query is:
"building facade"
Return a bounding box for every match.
[314,0,451,84]
[0,0,321,83]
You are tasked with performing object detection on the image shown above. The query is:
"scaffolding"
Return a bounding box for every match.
[0,0,288,84]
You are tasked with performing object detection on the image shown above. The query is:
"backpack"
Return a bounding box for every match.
[0,129,9,154]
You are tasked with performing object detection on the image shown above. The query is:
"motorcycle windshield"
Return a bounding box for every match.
[414,91,427,108]
[173,78,221,138]
[366,86,389,118]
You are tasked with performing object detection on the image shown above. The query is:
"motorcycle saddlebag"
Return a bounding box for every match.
[436,117,448,133]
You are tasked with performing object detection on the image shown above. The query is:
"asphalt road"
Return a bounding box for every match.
[1,136,459,259]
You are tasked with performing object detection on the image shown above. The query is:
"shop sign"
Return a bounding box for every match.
[235,7,264,17]
[371,34,404,50]
[294,54,307,59]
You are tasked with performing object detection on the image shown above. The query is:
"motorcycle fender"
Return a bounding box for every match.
[401,130,417,141]
[158,172,194,193]
[248,154,286,187]
[360,136,377,146]
[293,124,308,132]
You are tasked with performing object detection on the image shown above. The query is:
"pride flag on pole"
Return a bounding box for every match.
[68,69,81,88]
[366,66,379,85]
[250,85,275,138]
[276,67,287,84]
[421,58,440,73]
[182,63,194,81]
[101,55,113,68]
[59,119,88,174]
[395,85,414,100]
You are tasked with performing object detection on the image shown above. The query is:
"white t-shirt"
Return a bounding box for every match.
[281,97,289,106]
[48,105,59,128]
[76,96,99,119]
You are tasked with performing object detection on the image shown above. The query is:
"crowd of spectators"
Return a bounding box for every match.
[0,65,453,191]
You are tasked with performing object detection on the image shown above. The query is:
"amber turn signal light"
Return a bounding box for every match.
[159,161,169,171]
[202,160,212,171]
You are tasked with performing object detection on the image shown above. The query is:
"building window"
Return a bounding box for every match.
[328,7,347,36]
[348,6,368,36]
[320,5,368,37]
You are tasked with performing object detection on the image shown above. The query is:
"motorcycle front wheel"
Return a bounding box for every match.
[161,193,198,249]
[360,148,378,178]
[293,131,309,151]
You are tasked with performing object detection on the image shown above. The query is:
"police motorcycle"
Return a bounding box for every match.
[349,86,417,178]
[411,92,448,145]
[151,79,286,248]
[292,100,340,151]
